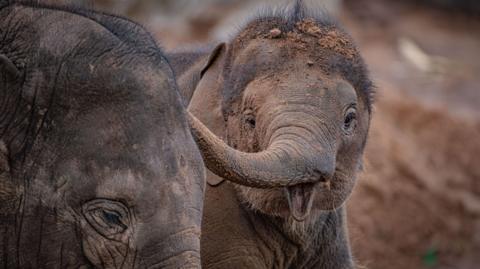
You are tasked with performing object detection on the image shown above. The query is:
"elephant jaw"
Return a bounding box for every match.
[285,183,317,222]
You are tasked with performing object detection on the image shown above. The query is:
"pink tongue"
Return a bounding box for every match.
[285,184,316,222]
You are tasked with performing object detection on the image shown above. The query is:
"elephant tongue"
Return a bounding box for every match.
[285,183,316,222]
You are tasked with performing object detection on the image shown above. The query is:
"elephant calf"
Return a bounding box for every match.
[0,1,205,268]
[170,1,374,268]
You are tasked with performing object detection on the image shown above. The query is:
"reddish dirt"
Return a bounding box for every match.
[341,1,480,268]
[295,19,356,59]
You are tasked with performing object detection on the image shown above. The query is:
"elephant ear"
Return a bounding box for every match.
[189,43,227,187]
[200,43,226,78]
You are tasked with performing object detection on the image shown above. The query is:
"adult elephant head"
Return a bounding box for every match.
[0,2,205,268]
[187,14,373,222]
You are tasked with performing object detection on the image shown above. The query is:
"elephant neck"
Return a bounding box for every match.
[241,196,353,268]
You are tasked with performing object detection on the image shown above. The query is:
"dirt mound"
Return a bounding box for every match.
[348,89,480,269]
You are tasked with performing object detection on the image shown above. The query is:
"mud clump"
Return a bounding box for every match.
[256,19,357,60]
[294,19,356,59]
[296,19,322,35]
[269,28,282,38]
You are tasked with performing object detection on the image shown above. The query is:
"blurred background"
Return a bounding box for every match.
[56,0,480,268]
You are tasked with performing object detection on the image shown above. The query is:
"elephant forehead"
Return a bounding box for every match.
[233,38,283,67]
[58,150,196,207]
[244,73,354,103]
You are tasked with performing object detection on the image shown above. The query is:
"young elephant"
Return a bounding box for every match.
[171,1,374,268]
[0,1,205,268]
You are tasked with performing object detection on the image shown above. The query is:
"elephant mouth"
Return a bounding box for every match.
[285,182,317,222]
[285,177,333,221]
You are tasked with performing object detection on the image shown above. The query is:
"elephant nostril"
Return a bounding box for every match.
[312,169,333,187]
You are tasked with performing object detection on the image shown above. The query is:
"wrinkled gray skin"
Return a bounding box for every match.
[0,1,205,268]
[168,2,373,268]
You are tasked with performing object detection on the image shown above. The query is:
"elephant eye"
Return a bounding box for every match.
[243,109,256,129]
[343,106,357,134]
[103,210,123,226]
[245,115,256,128]
[82,199,131,239]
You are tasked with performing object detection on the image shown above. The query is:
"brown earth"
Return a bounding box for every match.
[349,89,480,269]
[341,1,480,268]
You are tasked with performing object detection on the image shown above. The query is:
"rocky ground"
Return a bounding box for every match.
[62,0,480,268]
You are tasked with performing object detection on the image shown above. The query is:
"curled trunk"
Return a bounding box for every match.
[187,112,324,188]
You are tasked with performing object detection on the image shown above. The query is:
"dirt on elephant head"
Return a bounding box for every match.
[250,17,357,60]
[293,18,356,59]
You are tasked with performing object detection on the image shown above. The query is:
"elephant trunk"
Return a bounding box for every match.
[137,229,201,269]
[187,112,335,189]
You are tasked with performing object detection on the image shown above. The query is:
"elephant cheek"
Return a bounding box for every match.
[82,233,135,269]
